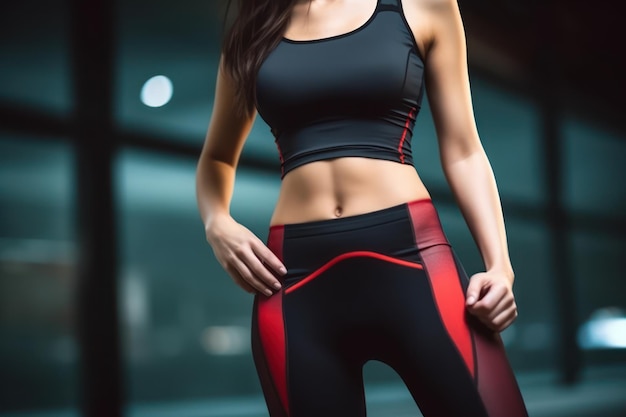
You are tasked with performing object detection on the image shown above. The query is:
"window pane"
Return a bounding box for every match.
[472,78,544,204]
[414,76,544,206]
[563,117,626,217]
[572,230,626,364]
[0,136,77,413]
[115,0,291,170]
[0,1,71,114]
[115,1,219,140]
[115,0,280,163]
[116,149,280,406]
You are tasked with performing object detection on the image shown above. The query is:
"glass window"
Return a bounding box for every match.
[115,0,280,163]
[572,230,626,362]
[563,117,626,217]
[115,1,219,141]
[414,76,544,206]
[0,136,77,413]
[0,1,71,115]
[116,149,280,405]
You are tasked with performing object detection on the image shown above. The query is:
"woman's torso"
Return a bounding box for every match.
[272,158,429,224]
[256,0,434,226]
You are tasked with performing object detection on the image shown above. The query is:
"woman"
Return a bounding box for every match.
[196,0,529,415]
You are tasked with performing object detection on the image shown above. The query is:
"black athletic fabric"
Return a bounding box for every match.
[252,199,529,417]
[255,0,425,178]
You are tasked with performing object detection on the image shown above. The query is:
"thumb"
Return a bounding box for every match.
[466,273,487,306]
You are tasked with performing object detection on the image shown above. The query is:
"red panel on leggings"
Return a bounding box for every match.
[258,226,289,415]
[420,247,475,378]
[285,251,423,294]
[408,200,475,378]
[474,328,528,417]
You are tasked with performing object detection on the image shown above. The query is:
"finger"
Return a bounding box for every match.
[469,295,505,321]
[489,307,518,332]
[481,298,516,330]
[226,243,277,293]
[226,266,256,293]
[466,276,487,306]
[252,240,287,276]
[483,294,515,321]
[475,296,518,332]
[229,257,274,296]
[242,248,283,291]
[471,284,507,313]
[232,273,256,293]
[224,264,257,293]
[500,309,519,331]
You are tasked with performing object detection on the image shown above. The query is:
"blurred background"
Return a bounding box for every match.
[0,0,624,416]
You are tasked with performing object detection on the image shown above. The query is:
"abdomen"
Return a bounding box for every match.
[270,157,430,225]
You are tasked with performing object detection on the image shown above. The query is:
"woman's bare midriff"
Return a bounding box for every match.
[270,157,431,226]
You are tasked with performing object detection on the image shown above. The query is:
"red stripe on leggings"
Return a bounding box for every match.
[420,246,475,378]
[258,226,289,415]
[285,251,423,294]
[407,199,449,250]
[407,200,475,377]
[473,327,528,416]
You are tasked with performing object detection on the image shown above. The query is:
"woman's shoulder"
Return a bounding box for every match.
[402,0,459,15]
[401,0,461,56]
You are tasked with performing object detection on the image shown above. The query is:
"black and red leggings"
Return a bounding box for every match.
[251,199,528,417]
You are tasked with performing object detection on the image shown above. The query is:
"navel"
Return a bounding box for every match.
[334,206,343,218]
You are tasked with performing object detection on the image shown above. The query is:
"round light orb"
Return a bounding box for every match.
[140,75,173,107]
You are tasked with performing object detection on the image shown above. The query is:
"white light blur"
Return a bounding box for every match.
[140,75,173,107]
[578,307,626,349]
[200,326,249,356]
[122,269,149,328]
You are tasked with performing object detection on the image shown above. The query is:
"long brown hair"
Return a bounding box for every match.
[222,0,297,117]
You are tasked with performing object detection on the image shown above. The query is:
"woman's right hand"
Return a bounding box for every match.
[205,214,286,296]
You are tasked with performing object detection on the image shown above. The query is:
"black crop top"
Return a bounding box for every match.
[255,0,425,178]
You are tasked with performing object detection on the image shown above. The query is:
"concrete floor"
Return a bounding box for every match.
[3,368,626,417]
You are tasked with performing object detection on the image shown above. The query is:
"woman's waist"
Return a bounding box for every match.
[270,157,430,226]
[267,197,450,278]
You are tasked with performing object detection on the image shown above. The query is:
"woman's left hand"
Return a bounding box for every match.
[465,271,517,332]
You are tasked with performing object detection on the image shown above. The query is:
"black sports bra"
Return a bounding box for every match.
[255,0,425,178]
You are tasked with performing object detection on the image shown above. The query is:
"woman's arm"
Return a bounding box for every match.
[418,0,517,331]
[196,57,285,296]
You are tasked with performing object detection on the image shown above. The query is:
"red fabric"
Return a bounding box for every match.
[398,107,416,163]
[420,246,475,378]
[257,226,289,415]
[285,250,423,294]
[407,200,449,250]
[407,200,475,377]
[474,327,528,417]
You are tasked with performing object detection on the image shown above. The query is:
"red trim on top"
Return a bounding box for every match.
[398,107,416,163]
[285,251,423,294]
[274,140,285,177]
[258,226,289,414]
